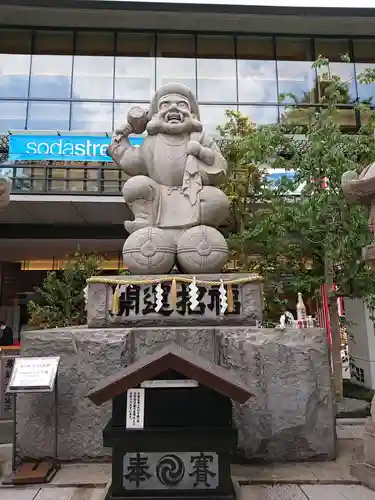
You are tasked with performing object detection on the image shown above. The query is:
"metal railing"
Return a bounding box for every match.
[0,346,20,420]
[2,164,126,196]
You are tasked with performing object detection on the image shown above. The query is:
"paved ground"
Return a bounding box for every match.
[0,463,112,489]
[6,484,375,500]
[1,487,107,500]
[232,440,361,484]
[238,484,375,499]
[1,423,375,500]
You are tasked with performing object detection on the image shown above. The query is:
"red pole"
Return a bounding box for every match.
[320,283,332,350]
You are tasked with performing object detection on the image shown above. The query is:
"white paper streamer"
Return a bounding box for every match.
[155,282,164,312]
[189,277,199,310]
[219,279,228,315]
[83,286,88,311]
[279,314,286,330]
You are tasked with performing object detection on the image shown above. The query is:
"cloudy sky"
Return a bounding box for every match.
[121,0,374,7]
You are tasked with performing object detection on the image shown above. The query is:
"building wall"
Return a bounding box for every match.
[1,19,375,314]
[1,27,375,191]
[1,28,375,139]
[2,28,375,193]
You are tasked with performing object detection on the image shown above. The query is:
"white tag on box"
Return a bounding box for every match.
[126,388,145,429]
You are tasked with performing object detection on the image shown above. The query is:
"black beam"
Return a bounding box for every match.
[0,223,128,239]
[0,0,374,18]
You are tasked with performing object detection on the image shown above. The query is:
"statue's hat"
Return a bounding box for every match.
[148,83,200,120]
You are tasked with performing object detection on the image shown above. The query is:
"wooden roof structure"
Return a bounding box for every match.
[87,344,253,406]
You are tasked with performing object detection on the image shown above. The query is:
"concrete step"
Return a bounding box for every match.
[337,418,365,439]
[0,443,12,478]
[0,420,12,444]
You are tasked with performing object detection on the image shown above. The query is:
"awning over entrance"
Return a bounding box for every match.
[0,237,124,261]
[0,194,131,261]
[0,194,130,225]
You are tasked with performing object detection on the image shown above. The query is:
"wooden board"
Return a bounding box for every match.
[7,460,59,485]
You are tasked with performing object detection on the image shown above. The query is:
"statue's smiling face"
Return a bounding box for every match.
[146,92,202,136]
[158,94,191,126]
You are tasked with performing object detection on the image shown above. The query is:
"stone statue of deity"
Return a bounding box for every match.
[0,176,11,210]
[108,83,230,275]
[342,162,375,266]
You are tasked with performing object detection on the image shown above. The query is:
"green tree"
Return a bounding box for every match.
[218,110,292,270]
[220,57,375,398]
[28,249,100,329]
[218,110,299,321]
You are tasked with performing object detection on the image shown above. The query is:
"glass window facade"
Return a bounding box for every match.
[0,29,374,196]
[0,54,30,99]
[1,29,374,136]
[29,55,72,99]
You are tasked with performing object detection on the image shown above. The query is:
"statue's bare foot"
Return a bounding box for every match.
[125,220,151,234]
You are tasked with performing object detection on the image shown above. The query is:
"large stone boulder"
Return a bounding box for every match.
[219,327,335,462]
[16,326,335,462]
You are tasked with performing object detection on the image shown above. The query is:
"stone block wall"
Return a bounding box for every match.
[87,274,262,328]
[16,326,335,462]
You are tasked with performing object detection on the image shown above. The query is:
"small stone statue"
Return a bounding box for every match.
[108,83,230,274]
[0,176,11,210]
[83,285,88,311]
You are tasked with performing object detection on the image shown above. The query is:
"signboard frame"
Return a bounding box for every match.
[8,356,60,393]
[3,356,61,485]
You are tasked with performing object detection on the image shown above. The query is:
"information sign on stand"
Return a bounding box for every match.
[8,356,59,393]
[3,356,60,486]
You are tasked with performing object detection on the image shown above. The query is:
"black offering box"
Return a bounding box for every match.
[88,344,253,500]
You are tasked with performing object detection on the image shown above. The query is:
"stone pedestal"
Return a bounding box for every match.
[87,274,262,328]
[351,416,375,490]
[343,298,375,389]
[364,418,375,465]
[16,326,335,463]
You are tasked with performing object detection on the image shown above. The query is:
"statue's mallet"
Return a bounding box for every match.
[114,106,149,137]
[110,106,149,156]
[126,106,149,135]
